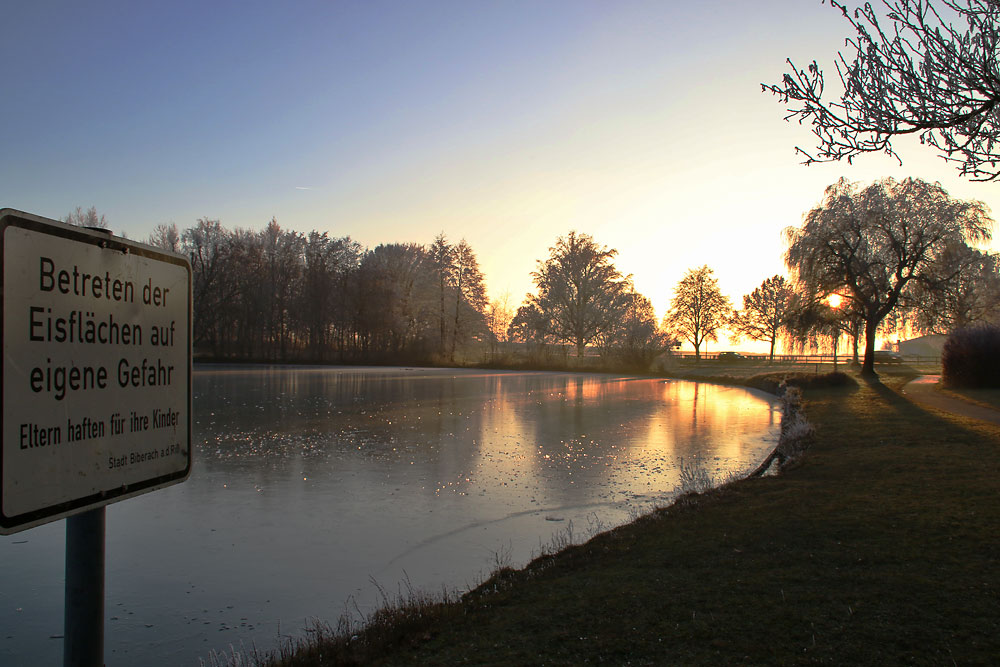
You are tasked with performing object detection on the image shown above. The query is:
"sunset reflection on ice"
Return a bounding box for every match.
[0,366,780,666]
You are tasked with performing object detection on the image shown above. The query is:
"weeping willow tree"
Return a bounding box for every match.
[785,177,992,376]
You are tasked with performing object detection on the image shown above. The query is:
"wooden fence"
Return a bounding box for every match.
[671,351,941,365]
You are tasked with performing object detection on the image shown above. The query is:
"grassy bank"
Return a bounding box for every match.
[247,371,999,665]
[941,386,1000,412]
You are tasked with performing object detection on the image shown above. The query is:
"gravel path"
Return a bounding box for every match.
[901,375,1000,425]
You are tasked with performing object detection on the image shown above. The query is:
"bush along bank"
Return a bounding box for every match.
[942,323,1000,388]
[747,383,815,478]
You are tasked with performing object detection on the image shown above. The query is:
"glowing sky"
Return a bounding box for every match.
[4,0,999,347]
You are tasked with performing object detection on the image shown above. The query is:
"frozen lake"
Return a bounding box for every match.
[0,366,781,665]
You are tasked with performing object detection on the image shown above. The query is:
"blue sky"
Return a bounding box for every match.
[4,0,999,342]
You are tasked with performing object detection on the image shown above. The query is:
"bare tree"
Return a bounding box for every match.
[450,239,488,361]
[298,230,359,359]
[485,291,515,347]
[729,275,794,361]
[786,176,993,375]
[530,231,630,356]
[665,265,731,361]
[428,233,456,354]
[906,243,1000,333]
[837,298,867,363]
[147,222,181,252]
[258,219,305,359]
[764,1,1000,181]
[784,295,850,364]
[509,303,550,346]
[63,206,108,229]
[356,243,433,356]
[599,290,668,369]
[182,218,230,352]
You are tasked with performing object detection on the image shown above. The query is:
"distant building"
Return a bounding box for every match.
[898,334,946,358]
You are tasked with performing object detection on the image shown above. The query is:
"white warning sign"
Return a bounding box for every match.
[1,210,191,534]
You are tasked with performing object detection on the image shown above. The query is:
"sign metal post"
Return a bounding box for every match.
[64,507,105,667]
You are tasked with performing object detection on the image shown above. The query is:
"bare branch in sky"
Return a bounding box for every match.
[764,1,1000,181]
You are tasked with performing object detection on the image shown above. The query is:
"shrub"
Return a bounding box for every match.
[942,324,1000,388]
[743,371,856,395]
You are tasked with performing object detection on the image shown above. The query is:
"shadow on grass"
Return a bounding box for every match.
[863,372,1000,437]
[856,372,954,422]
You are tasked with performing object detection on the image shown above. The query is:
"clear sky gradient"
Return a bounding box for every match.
[4,0,999,350]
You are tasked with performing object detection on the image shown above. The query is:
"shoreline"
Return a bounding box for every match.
[366,372,998,665]
[211,369,870,666]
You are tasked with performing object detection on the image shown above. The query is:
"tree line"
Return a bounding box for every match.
[672,177,999,375]
[505,175,999,376]
[140,218,489,363]
[66,171,1000,373]
[135,220,674,369]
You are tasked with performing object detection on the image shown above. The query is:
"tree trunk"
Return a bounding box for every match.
[439,282,447,355]
[451,291,459,362]
[861,316,878,377]
[851,322,860,364]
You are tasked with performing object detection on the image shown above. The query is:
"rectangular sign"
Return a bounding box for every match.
[1,209,191,534]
